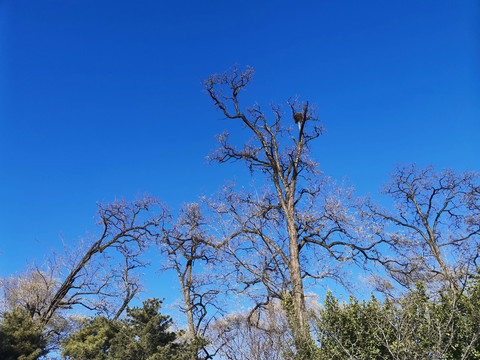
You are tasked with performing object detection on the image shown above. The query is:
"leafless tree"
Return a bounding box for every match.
[208,301,289,360]
[1,196,165,333]
[158,202,224,360]
[362,164,480,292]
[203,65,378,339]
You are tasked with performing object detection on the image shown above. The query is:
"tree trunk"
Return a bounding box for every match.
[177,262,198,360]
[180,266,196,339]
[286,214,308,336]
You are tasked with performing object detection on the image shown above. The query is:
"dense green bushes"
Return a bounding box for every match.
[312,278,480,360]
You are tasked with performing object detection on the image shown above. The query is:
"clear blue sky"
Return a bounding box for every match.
[1,0,479,305]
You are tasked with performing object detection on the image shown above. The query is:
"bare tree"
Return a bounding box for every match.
[208,302,289,360]
[112,243,146,321]
[363,164,480,292]
[1,196,165,332]
[159,202,224,360]
[203,65,377,340]
[1,266,57,319]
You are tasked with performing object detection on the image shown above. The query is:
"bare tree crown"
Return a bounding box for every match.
[204,65,323,180]
[364,164,480,291]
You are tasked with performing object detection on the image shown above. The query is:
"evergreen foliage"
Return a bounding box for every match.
[0,307,47,360]
[314,279,480,359]
[61,298,191,360]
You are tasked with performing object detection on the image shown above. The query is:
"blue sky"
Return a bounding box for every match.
[1,0,479,308]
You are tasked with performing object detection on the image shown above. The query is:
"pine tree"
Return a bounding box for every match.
[0,307,47,360]
[61,298,191,360]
